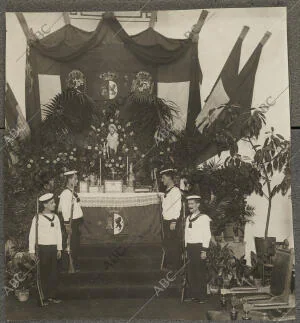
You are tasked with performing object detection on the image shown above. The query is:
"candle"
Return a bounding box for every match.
[99,157,102,186]
[126,155,129,182]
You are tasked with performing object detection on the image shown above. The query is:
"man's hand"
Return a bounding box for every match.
[170,222,176,231]
[200,251,207,259]
[57,250,62,260]
[29,253,36,261]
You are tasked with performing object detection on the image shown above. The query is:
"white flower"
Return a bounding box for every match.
[73,148,76,151]
[27,164,31,168]
[95,146,98,150]
[118,157,122,160]
[46,160,50,163]
[111,159,114,162]
[71,151,74,155]
[160,151,164,155]
[134,147,138,151]
[69,156,73,159]
[141,154,145,158]
[167,147,171,152]
[101,123,105,127]
[97,128,100,132]
[64,153,68,156]
[56,158,60,161]
[41,156,45,159]
[53,160,57,164]
[118,125,121,129]
[120,138,123,142]
[130,131,134,136]
[108,163,112,168]
[88,146,92,150]
[29,159,34,163]
[116,163,119,167]
[110,119,114,123]
[125,148,129,152]
[73,157,77,161]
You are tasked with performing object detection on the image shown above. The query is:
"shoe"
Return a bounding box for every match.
[183,298,193,302]
[48,298,62,304]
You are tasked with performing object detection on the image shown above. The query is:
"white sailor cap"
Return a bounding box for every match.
[39,193,54,202]
[159,168,177,175]
[187,195,201,200]
[64,170,78,176]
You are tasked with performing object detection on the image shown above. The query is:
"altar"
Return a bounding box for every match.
[79,192,163,244]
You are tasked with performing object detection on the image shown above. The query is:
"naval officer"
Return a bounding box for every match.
[29,193,62,305]
[58,170,83,271]
[185,195,211,303]
[160,168,182,270]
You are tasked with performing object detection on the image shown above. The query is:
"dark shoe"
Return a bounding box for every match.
[192,298,207,304]
[183,298,194,302]
[48,298,62,304]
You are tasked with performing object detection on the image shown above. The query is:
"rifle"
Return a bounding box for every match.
[35,198,45,306]
[66,185,75,273]
[181,198,188,303]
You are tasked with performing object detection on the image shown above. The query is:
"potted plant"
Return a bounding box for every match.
[206,103,291,251]
[207,243,235,292]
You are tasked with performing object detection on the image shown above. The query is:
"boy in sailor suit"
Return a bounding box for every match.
[29,193,62,305]
[185,195,211,303]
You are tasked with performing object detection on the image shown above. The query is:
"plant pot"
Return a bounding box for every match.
[209,285,219,294]
[224,223,235,241]
[15,289,29,302]
[223,277,231,288]
[255,237,276,258]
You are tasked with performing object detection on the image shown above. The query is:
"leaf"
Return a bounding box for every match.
[276,134,285,140]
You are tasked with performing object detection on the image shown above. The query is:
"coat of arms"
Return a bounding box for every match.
[99,72,118,100]
[106,211,127,235]
[66,69,87,93]
[131,71,154,95]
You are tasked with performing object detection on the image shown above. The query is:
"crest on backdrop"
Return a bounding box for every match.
[99,72,119,100]
[66,70,87,93]
[131,71,154,96]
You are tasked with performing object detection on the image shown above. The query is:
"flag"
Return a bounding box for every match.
[5,83,30,140]
[196,31,271,164]
[195,26,249,133]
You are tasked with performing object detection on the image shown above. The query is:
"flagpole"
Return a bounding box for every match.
[260,31,272,46]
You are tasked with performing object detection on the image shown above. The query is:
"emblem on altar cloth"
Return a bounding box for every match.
[131,71,154,95]
[66,69,87,93]
[106,212,126,235]
[99,72,118,100]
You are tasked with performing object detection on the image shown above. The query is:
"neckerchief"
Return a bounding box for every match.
[164,186,175,198]
[42,214,55,227]
[67,187,80,202]
[188,212,201,228]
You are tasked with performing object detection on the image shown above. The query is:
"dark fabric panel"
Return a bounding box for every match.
[5,83,19,129]
[186,44,202,135]
[80,204,161,244]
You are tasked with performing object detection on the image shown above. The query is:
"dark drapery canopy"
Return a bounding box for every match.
[26,14,202,141]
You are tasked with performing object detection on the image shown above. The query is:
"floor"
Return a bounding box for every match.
[5,294,222,321]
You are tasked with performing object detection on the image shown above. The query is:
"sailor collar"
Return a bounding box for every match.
[42,213,55,227]
[66,187,80,202]
[164,186,175,198]
[188,212,201,228]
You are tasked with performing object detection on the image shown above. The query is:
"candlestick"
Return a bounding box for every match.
[126,155,129,183]
[99,157,102,186]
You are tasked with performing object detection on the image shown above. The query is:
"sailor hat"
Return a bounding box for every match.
[186,195,201,200]
[159,168,177,175]
[39,193,54,202]
[63,170,78,176]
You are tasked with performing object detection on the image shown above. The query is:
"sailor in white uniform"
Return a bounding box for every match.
[185,195,211,303]
[160,168,182,270]
[58,170,83,271]
[29,193,62,305]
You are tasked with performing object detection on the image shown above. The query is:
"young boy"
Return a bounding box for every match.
[184,195,211,303]
[29,193,62,305]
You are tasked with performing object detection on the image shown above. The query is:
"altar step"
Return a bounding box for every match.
[79,243,162,258]
[60,270,179,285]
[58,243,182,299]
[78,255,161,271]
[57,282,181,299]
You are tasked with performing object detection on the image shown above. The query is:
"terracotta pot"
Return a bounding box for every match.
[15,289,29,302]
